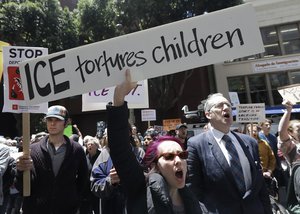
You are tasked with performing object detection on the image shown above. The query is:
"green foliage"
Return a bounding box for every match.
[0,2,22,44]
[0,0,79,53]
[77,0,117,44]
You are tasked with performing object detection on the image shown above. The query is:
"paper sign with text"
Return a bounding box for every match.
[236,103,265,123]
[19,4,264,105]
[82,80,148,111]
[141,109,156,121]
[278,84,300,104]
[229,92,240,107]
[163,118,182,131]
[2,46,48,113]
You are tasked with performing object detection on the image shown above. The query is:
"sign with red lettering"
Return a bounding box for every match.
[19,4,264,105]
[2,46,48,113]
[82,80,148,111]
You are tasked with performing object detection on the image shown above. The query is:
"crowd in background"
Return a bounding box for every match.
[0,96,299,213]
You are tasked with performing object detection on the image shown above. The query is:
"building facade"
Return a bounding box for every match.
[214,0,300,111]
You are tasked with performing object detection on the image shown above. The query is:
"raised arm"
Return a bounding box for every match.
[107,69,146,194]
[278,100,293,142]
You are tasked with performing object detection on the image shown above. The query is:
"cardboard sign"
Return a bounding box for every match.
[236,103,265,123]
[141,109,156,121]
[2,46,48,113]
[163,118,182,131]
[82,80,148,111]
[19,4,264,105]
[278,84,300,104]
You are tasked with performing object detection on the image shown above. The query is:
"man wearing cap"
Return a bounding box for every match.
[176,123,188,150]
[15,105,88,214]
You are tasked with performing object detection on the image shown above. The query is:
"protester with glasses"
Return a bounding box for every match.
[186,93,272,214]
[107,69,206,214]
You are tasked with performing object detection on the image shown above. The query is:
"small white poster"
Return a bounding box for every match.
[236,103,265,123]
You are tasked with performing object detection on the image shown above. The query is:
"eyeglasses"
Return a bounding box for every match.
[158,150,189,161]
[210,102,232,111]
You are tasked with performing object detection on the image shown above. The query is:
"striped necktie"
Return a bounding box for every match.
[223,134,246,195]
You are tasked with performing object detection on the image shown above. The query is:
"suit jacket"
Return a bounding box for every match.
[186,130,272,214]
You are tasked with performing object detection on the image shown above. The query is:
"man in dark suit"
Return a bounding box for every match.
[186,93,272,214]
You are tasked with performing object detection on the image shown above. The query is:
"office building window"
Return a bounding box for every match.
[269,72,289,105]
[225,22,300,63]
[227,76,247,103]
[248,74,269,104]
[261,26,281,57]
[291,70,300,84]
[227,71,297,106]
[279,24,300,54]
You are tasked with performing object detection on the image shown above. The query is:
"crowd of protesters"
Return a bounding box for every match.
[0,72,299,214]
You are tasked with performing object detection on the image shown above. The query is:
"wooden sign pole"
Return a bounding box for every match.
[22,112,31,196]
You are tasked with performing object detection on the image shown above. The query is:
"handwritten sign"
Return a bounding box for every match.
[236,103,265,123]
[2,46,48,113]
[163,118,182,131]
[141,109,156,122]
[82,80,148,111]
[278,84,300,104]
[19,4,264,105]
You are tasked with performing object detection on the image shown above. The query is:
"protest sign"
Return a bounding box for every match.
[19,4,264,105]
[163,118,182,131]
[236,103,265,123]
[141,109,156,122]
[278,84,300,104]
[2,46,48,113]
[82,80,148,111]
[229,91,240,107]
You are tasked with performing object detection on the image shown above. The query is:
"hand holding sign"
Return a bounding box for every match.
[114,69,137,106]
[282,99,294,111]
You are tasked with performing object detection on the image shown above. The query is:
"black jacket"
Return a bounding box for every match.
[107,102,203,214]
[16,135,88,214]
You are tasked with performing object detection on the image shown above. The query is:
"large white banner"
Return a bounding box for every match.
[82,80,148,111]
[19,4,264,105]
[2,46,48,113]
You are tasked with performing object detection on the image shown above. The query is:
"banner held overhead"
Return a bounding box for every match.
[19,4,264,105]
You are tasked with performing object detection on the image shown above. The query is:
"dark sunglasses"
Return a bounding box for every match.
[158,150,189,161]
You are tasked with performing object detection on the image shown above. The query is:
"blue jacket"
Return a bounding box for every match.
[91,147,126,214]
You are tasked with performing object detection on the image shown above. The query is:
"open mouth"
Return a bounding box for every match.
[224,113,230,118]
[175,170,183,179]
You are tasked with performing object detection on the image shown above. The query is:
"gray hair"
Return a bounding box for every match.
[204,93,224,112]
